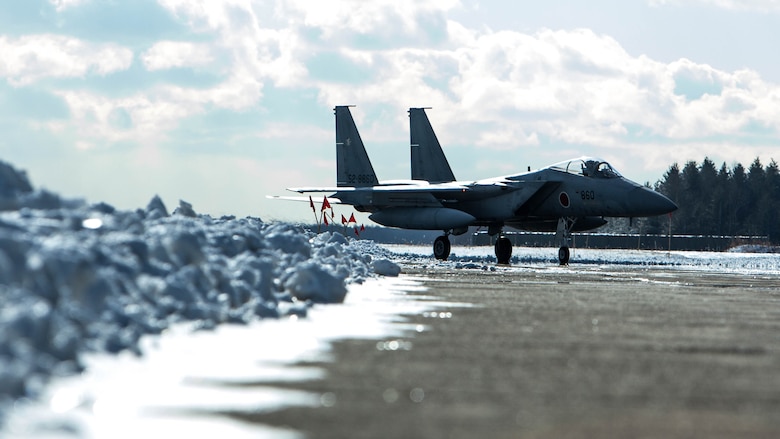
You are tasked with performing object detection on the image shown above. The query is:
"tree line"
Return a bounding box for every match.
[647,157,780,242]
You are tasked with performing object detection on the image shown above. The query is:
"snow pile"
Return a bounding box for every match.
[0,160,399,420]
[0,161,72,212]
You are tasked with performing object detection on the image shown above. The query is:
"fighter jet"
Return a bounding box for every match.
[287,106,678,265]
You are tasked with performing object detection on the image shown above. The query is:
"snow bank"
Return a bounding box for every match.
[728,244,780,254]
[0,160,399,420]
[383,244,780,274]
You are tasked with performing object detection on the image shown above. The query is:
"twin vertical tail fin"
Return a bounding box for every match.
[334,106,454,187]
[335,106,378,187]
[409,108,456,183]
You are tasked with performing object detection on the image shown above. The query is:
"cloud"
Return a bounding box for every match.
[35,0,778,166]
[14,1,780,156]
[6,0,780,217]
[48,0,89,12]
[279,0,459,40]
[648,0,780,12]
[16,1,291,149]
[49,70,266,151]
[156,0,251,32]
[155,0,309,85]
[311,28,670,147]
[142,41,214,71]
[0,34,133,86]
[669,58,726,100]
[309,24,780,154]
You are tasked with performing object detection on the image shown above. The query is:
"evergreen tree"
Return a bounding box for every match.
[716,162,731,235]
[657,163,682,232]
[760,160,779,241]
[746,158,765,235]
[730,163,747,235]
[617,156,779,243]
[680,160,701,234]
[699,158,718,235]
[654,157,778,242]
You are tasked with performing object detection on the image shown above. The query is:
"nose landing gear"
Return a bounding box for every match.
[558,246,570,265]
[556,217,576,265]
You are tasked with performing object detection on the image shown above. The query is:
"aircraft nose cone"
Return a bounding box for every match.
[629,186,678,216]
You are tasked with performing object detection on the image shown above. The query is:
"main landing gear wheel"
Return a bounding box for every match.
[558,246,570,265]
[495,236,512,265]
[433,235,451,260]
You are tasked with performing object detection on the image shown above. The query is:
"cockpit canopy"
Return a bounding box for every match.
[548,157,622,179]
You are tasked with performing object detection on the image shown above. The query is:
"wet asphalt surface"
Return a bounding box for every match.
[222,262,780,438]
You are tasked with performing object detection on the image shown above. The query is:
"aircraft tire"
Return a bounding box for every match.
[558,246,570,265]
[433,235,451,260]
[495,236,512,265]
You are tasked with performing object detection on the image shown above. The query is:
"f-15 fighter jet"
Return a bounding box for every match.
[287,106,677,264]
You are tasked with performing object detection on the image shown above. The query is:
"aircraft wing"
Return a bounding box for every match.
[285,179,555,209]
[286,183,472,209]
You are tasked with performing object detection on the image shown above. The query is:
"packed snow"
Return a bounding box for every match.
[0,160,400,431]
[3,276,442,439]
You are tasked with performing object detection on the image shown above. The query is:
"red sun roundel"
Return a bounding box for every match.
[559,192,570,208]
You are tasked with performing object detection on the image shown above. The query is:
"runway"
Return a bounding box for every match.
[226,261,780,438]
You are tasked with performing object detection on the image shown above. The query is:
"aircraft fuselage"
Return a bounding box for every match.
[356,165,675,234]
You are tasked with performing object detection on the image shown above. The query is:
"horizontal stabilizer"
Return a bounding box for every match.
[266,195,344,204]
[287,183,470,194]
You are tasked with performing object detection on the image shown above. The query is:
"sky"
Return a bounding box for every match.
[2,0,780,222]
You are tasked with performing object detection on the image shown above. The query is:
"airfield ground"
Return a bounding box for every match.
[229,262,780,438]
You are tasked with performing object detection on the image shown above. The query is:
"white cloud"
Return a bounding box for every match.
[142,41,214,71]
[0,35,133,86]
[52,91,177,147]
[279,0,460,36]
[155,0,309,85]
[311,28,656,147]
[15,1,779,163]
[35,1,294,148]
[157,0,254,32]
[50,69,266,151]
[8,0,780,214]
[167,71,264,110]
[649,0,780,12]
[48,0,89,12]
[310,24,780,155]
[253,122,330,141]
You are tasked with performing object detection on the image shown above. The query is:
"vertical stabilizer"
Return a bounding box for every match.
[335,106,378,187]
[409,108,456,183]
